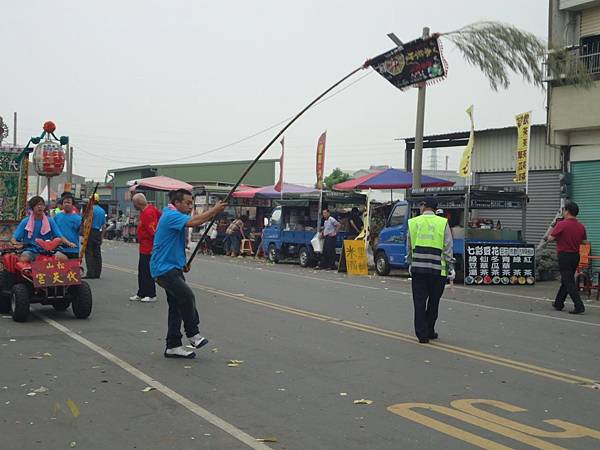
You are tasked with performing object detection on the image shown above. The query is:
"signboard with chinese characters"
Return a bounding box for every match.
[368,37,447,90]
[31,259,81,288]
[339,240,369,276]
[514,111,531,184]
[464,243,535,286]
[469,198,524,209]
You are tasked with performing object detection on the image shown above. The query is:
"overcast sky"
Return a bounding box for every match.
[2,0,548,183]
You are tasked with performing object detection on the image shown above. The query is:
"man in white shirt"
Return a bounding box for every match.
[318,208,340,270]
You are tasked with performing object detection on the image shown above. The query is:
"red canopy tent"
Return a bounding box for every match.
[128,176,193,192]
[333,168,454,191]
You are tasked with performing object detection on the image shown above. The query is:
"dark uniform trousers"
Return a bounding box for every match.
[411,273,446,339]
[85,229,103,278]
[555,252,584,310]
[137,253,156,298]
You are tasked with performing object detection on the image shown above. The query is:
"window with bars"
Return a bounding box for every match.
[580,35,600,75]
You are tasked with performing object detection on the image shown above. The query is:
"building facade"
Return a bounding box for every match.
[547,0,600,264]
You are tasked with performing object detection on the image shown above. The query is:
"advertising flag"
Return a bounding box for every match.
[458,105,475,177]
[514,111,532,184]
[274,137,285,193]
[315,131,327,190]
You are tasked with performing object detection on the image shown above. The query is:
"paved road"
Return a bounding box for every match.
[2,240,600,450]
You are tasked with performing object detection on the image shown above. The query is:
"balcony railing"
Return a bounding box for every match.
[543,46,600,82]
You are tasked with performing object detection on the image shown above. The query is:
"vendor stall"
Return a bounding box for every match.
[406,185,532,284]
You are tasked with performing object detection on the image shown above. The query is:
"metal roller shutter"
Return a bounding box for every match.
[581,7,600,38]
[571,160,600,271]
[474,171,561,244]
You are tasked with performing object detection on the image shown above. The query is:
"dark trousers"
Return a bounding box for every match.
[411,273,446,339]
[85,229,103,278]
[321,235,337,269]
[137,253,156,298]
[156,269,200,349]
[555,252,584,309]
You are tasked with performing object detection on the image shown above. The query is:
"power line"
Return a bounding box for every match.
[70,70,375,166]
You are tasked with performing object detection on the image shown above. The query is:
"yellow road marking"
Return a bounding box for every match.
[67,399,80,418]
[388,399,600,449]
[104,264,598,387]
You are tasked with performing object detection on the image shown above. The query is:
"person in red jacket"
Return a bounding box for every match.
[130,193,161,303]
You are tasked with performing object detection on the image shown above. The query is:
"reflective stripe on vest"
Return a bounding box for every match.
[408,214,448,276]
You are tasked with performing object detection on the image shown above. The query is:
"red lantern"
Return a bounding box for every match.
[32,140,65,177]
[43,121,56,134]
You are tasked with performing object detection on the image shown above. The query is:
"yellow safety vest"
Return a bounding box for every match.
[408,214,448,276]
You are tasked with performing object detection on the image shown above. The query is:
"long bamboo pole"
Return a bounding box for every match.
[186,64,366,269]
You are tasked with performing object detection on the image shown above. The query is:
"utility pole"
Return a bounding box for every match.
[13,112,17,147]
[67,145,73,184]
[412,27,430,189]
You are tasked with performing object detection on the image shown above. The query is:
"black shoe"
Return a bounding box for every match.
[428,332,439,340]
[569,308,585,315]
[418,337,430,344]
[552,303,564,311]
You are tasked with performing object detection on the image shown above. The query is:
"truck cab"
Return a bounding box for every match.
[374,201,409,276]
[262,203,351,267]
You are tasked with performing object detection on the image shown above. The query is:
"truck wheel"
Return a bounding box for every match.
[268,244,279,263]
[0,270,14,313]
[11,284,30,322]
[53,300,70,311]
[71,281,93,319]
[375,251,391,276]
[299,247,313,268]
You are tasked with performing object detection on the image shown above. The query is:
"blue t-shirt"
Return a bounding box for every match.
[13,215,63,254]
[92,205,107,230]
[54,212,82,254]
[150,207,190,278]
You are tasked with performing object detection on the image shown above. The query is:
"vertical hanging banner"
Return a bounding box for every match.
[458,105,475,177]
[0,148,28,222]
[315,131,327,190]
[514,111,532,184]
[366,36,447,90]
[274,136,285,193]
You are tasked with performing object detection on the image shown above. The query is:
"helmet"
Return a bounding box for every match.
[435,208,445,216]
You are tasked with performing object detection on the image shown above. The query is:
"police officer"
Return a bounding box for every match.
[407,197,455,343]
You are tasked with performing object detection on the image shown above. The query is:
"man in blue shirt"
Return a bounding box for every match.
[54,193,82,259]
[151,189,226,359]
[85,194,107,279]
[10,196,76,262]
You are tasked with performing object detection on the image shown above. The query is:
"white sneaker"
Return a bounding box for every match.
[140,297,157,303]
[129,295,141,301]
[189,334,209,349]
[164,346,195,359]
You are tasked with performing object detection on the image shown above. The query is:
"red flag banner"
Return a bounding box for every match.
[315,131,327,190]
[274,137,284,192]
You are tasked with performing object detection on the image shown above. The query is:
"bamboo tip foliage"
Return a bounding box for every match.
[441,21,547,91]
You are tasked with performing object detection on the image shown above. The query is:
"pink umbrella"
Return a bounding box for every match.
[129,176,193,192]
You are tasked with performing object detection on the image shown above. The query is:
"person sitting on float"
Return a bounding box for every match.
[10,196,76,262]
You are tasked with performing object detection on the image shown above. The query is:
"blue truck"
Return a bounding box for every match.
[261,197,361,267]
[373,186,528,281]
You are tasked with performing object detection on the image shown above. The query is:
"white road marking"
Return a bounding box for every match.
[35,313,273,450]
[190,258,600,326]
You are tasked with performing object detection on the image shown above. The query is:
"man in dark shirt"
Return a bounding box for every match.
[548,201,588,314]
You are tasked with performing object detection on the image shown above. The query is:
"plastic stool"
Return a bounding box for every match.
[240,239,254,255]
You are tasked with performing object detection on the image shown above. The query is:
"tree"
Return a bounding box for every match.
[323,168,351,190]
